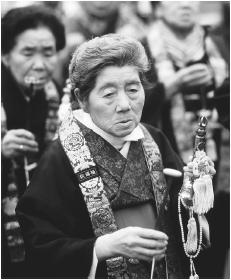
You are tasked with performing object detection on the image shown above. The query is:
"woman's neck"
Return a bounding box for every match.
[73,109,144,151]
[162,19,195,39]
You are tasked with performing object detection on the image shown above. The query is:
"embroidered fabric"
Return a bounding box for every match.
[59,108,170,278]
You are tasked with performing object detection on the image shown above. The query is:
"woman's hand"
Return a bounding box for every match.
[165,63,213,97]
[176,63,213,89]
[2,129,39,159]
[95,226,168,262]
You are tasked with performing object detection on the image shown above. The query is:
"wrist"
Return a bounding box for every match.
[1,145,9,159]
[95,234,115,261]
[164,73,182,98]
[174,71,183,91]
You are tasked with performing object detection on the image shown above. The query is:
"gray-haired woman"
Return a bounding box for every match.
[1,4,65,278]
[16,34,214,279]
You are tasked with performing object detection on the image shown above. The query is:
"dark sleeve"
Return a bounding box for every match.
[140,37,166,128]
[16,139,97,278]
[143,124,190,277]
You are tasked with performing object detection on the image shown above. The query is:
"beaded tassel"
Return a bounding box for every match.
[193,175,214,215]
[186,216,198,254]
[178,116,213,279]
[178,196,202,279]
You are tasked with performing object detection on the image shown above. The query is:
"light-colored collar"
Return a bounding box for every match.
[73,109,144,157]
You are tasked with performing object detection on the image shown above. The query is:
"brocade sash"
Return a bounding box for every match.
[59,109,170,278]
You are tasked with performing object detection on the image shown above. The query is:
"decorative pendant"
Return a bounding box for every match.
[186,215,198,254]
[192,151,214,215]
[178,196,202,280]
[180,176,194,208]
[189,258,199,279]
[190,274,199,279]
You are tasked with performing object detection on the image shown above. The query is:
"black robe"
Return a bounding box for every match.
[16,123,190,279]
[1,63,48,197]
[1,63,60,278]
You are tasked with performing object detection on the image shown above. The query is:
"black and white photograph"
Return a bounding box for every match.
[1,1,230,279]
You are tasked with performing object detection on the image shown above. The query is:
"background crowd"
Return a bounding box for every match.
[1,1,230,279]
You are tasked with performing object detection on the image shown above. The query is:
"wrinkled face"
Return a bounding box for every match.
[80,65,145,137]
[2,27,58,90]
[161,2,200,30]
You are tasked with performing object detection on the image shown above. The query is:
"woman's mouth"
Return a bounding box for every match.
[24,76,47,85]
[116,120,133,128]
[117,118,133,124]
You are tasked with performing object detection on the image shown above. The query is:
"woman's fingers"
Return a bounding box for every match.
[11,129,36,140]
[10,139,38,154]
[209,166,216,175]
[16,140,39,151]
[2,133,39,159]
[135,247,167,261]
[123,228,168,261]
[137,237,168,250]
[5,133,38,151]
[95,227,169,262]
[155,253,166,261]
[137,228,168,241]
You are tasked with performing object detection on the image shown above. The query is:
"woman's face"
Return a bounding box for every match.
[2,26,58,90]
[81,1,120,19]
[161,2,200,30]
[80,65,145,137]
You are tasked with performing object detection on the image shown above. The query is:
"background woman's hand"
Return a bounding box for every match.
[95,226,168,262]
[2,129,39,159]
[177,63,213,89]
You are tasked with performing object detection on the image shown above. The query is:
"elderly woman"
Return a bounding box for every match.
[16,34,214,279]
[1,5,65,278]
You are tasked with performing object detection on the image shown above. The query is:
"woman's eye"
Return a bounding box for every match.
[103,89,116,98]
[104,92,114,98]
[127,87,139,94]
[129,88,138,92]
[22,51,33,57]
[44,50,55,57]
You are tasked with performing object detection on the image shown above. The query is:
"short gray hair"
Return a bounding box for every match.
[69,33,150,101]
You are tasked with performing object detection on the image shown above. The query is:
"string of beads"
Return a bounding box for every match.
[178,195,203,278]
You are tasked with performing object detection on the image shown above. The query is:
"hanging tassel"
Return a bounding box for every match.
[203,174,214,211]
[193,175,214,214]
[193,178,206,214]
[186,217,198,254]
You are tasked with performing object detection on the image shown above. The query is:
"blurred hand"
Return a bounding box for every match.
[2,129,39,159]
[177,63,213,89]
[95,226,168,262]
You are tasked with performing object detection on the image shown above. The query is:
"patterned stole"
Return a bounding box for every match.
[59,109,181,278]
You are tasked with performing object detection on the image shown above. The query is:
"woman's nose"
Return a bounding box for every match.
[116,91,131,112]
[31,55,46,70]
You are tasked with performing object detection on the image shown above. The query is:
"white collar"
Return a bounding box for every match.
[73,109,144,157]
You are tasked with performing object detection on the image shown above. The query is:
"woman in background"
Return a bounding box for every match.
[1,5,65,278]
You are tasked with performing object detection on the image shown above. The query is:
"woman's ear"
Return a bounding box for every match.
[2,55,10,67]
[73,88,80,101]
[74,88,89,112]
